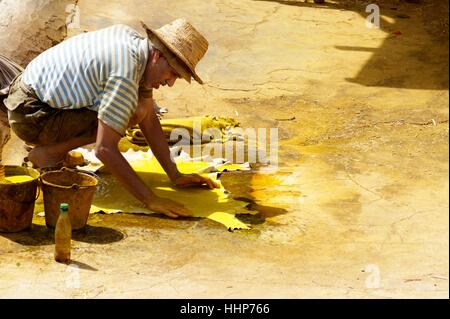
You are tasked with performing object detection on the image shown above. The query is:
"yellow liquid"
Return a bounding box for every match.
[3,175,34,183]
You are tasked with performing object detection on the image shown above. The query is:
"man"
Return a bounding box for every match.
[3,18,219,218]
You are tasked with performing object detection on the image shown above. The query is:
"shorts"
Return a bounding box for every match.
[4,74,98,145]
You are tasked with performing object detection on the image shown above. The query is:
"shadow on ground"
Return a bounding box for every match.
[0,223,125,246]
[254,0,449,90]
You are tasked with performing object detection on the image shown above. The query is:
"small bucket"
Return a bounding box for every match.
[40,168,98,230]
[0,166,40,232]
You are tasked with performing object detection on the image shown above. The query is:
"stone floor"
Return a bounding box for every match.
[0,0,448,298]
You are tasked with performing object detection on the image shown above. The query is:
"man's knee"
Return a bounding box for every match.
[39,108,98,144]
[7,108,43,145]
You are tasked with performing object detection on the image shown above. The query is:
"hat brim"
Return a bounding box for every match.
[141,22,204,85]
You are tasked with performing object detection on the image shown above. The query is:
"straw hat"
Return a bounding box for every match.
[141,18,209,84]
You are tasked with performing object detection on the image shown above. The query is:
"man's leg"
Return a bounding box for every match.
[5,74,99,168]
[8,105,98,168]
[27,134,96,168]
[26,107,99,168]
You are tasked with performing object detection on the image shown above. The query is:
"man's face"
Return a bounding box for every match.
[142,50,180,89]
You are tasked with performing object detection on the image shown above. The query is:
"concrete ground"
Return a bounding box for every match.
[0,0,448,298]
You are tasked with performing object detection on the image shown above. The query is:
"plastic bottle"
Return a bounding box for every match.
[54,203,72,263]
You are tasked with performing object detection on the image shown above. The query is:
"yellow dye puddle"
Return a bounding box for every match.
[1,175,34,183]
[90,156,256,230]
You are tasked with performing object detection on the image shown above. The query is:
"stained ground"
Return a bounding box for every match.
[0,0,448,298]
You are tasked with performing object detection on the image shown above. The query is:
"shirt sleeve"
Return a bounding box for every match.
[97,76,138,136]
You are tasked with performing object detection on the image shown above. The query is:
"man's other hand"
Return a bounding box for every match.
[174,173,220,189]
[146,196,192,219]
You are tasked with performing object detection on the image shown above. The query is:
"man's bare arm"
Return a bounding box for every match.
[138,98,181,182]
[138,98,219,189]
[94,119,191,218]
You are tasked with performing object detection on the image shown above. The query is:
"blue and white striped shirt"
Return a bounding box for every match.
[22,24,149,135]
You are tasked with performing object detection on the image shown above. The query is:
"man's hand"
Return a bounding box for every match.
[173,173,220,189]
[146,196,192,218]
